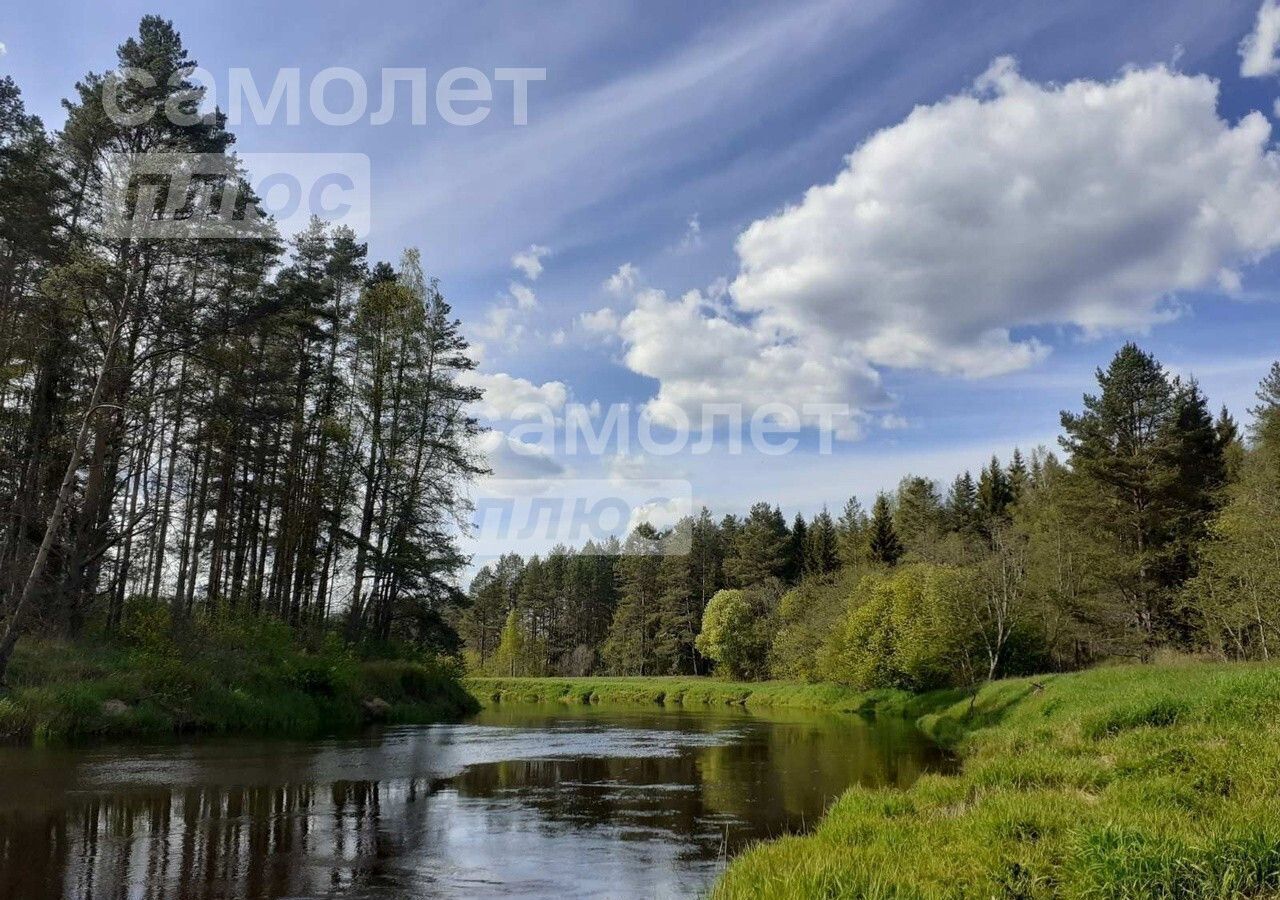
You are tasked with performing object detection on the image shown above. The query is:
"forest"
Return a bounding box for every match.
[0,18,485,693]
[464,345,1280,690]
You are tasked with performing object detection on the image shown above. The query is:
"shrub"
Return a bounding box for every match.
[696,584,777,680]
[820,564,976,691]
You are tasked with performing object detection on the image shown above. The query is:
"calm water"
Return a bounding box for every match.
[0,704,950,899]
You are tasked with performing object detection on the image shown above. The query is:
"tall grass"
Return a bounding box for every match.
[0,611,477,743]
[714,662,1280,898]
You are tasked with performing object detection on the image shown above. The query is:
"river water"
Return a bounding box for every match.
[0,703,951,899]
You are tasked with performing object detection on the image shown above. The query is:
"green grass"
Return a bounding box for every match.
[0,617,477,743]
[713,661,1280,899]
[466,674,920,714]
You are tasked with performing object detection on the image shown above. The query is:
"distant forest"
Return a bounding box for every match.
[464,345,1280,689]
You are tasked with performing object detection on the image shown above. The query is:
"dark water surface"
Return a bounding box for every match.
[0,703,951,899]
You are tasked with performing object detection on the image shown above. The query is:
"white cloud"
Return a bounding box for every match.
[618,285,882,439]
[0,43,7,57]
[511,244,550,280]
[477,431,566,479]
[607,59,1280,440]
[731,58,1280,378]
[1241,0,1280,78]
[473,305,524,349]
[461,371,568,419]
[579,307,620,335]
[880,414,910,431]
[604,262,640,296]
[509,282,538,310]
[627,496,693,535]
[607,452,686,483]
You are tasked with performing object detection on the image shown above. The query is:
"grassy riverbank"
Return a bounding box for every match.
[0,616,477,743]
[466,674,931,714]
[715,661,1280,898]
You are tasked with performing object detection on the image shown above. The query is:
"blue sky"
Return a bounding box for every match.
[4,0,1280,530]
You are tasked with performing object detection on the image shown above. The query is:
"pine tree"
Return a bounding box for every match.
[894,476,944,555]
[836,497,869,568]
[805,507,839,576]
[786,512,808,582]
[1059,343,1180,650]
[1215,406,1244,482]
[603,524,664,675]
[977,456,1014,525]
[653,522,699,674]
[868,494,903,566]
[1007,449,1029,500]
[725,502,789,587]
[947,472,979,534]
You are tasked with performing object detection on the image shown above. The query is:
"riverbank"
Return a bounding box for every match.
[466,675,937,715]
[0,619,477,743]
[715,661,1280,898]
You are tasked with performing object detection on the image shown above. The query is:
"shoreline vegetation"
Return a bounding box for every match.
[0,614,477,743]
[471,664,1280,898]
[466,675,915,714]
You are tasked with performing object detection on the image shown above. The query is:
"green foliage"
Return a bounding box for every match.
[1185,394,1280,659]
[465,674,901,714]
[821,565,975,691]
[725,503,789,587]
[769,571,858,682]
[895,476,945,555]
[0,605,476,742]
[1058,343,1227,652]
[487,608,546,677]
[696,586,776,680]
[868,493,904,565]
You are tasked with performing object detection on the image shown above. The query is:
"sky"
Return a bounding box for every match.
[4,0,1280,549]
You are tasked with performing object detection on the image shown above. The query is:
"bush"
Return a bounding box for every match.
[769,571,859,681]
[696,584,778,680]
[820,564,976,691]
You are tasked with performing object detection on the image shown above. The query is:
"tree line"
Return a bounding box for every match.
[466,345,1280,689]
[0,18,484,681]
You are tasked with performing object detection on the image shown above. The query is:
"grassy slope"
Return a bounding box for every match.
[715,662,1280,899]
[0,632,478,743]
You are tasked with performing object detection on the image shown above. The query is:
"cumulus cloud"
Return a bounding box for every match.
[461,371,568,420]
[607,59,1280,439]
[617,285,883,439]
[1241,0,1280,78]
[880,413,910,431]
[604,262,640,296]
[0,43,7,57]
[511,244,550,280]
[731,58,1280,377]
[476,431,565,479]
[626,495,693,535]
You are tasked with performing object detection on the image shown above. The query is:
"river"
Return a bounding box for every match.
[0,703,951,898]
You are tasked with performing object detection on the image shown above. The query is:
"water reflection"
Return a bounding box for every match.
[0,704,951,898]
